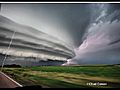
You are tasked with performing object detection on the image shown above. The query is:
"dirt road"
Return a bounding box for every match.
[0,71,22,88]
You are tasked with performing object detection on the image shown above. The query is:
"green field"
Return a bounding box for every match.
[2,64,120,88]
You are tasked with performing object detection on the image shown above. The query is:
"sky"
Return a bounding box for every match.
[1,3,120,65]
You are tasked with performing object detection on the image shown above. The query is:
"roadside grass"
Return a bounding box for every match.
[2,64,120,88]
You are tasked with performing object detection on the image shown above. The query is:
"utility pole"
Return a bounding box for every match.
[0,3,2,14]
[0,3,1,12]
[0,3,16,71]
[1,31,16,71]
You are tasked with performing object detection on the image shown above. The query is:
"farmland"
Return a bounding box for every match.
[2,64,120,88]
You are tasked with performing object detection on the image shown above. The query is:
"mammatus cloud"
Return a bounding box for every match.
[63,4,120,65]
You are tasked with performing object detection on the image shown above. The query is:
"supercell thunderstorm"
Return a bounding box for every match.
[0,3,120,66]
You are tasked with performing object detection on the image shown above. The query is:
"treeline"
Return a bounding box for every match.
[0,64,22,68]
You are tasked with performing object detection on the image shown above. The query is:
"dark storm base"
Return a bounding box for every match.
[0,53,67,67]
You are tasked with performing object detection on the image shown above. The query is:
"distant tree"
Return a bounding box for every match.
[0,64,22,68]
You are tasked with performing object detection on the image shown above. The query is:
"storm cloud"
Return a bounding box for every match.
[63,3,120,65]
[1,4,91,48]
[0,3,120,65]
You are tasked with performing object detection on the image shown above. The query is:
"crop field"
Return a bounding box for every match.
[2,64,120,88]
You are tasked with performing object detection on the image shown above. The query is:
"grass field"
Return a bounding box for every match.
[2,64,120,88]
